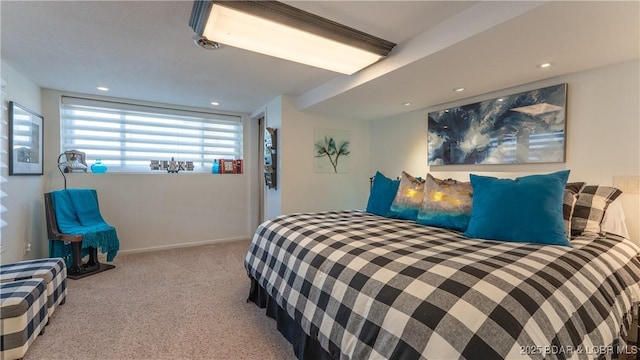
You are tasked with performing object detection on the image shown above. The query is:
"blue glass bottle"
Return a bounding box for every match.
[91,159,108,173]
[212,160,220,174]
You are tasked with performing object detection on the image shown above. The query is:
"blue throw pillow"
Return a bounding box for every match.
[463,170,571,246]
[366,171,400,216]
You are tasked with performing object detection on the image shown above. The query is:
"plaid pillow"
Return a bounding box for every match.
[563,190,578,239]
[571,185,622,237]
[563,182,586,239]
[566,182,587,194]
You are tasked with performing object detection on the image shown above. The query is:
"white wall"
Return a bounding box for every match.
[254,96,371,219]
[280,96,370,213]
[41,89,255,253]
[0,61,46,263]
[370,59,640,244]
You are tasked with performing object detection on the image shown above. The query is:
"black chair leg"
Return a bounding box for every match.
[87,247,100,267]
[69,244,100,276]
[69,242,83,274]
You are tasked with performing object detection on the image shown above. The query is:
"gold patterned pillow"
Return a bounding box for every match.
[388,171,425,220]
[417,174,472,231]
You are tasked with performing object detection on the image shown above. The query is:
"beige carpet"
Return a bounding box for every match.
[24,240,297,360]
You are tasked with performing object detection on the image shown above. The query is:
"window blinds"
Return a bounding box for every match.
[60,96,243,172]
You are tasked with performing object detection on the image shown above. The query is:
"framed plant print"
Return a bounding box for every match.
[9,101,44,175]
[314,128,351,173]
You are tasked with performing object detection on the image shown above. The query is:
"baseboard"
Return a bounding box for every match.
[117,236,251,255]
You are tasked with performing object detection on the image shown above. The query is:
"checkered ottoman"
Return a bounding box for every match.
[0,279,48,360]
[0,258,67,318]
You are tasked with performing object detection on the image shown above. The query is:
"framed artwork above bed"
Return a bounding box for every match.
[428,83,567,165]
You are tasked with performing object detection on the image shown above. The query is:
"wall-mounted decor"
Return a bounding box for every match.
[9,101,44,175]
[264,127,277,189]
[428,83,567,165]
[314,128,350,173]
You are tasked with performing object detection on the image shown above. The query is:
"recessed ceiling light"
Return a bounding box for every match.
[97,86,109,91]
[453,87,465,92]
[537,62,553,69]
[210,101,220,106]
[402,102,411,106]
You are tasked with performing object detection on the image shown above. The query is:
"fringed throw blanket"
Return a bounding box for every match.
[49,189,119,262]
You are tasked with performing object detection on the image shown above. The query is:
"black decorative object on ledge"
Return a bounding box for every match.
[57,150,87,189]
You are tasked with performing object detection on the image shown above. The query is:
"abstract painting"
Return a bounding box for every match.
[314,128,350,173]
[428,83,567,165]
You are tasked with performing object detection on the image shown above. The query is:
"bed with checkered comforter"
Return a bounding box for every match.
[245,210,640,360]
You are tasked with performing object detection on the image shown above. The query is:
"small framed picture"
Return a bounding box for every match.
[9,102,44,175]
[222,159,235,174]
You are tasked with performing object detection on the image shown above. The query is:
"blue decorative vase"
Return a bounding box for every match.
[91,159,108,173]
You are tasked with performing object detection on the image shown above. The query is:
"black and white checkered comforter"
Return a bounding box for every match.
[245,211,640,359]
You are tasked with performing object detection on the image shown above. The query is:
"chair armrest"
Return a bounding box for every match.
[57,234,83,243]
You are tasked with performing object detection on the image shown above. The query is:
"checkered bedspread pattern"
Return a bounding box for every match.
[245,211,640,360]
[0,258,67,317]
[0,279,48,360]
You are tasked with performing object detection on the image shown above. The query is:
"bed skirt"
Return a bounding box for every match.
[247,276,340,360]
[248,277,637,360]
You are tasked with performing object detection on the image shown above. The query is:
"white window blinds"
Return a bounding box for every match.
[61,96,243,172]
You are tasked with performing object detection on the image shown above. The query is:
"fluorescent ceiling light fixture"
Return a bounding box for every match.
[453,87,465,92]
[189,1,396,75]
[537,62,553,68]
[210,101,220,106]
[97,86,109,91]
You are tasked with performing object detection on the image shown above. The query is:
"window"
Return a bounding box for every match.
[61,96,243,172]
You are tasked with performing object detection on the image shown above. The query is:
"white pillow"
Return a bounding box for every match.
[601,199,630,239]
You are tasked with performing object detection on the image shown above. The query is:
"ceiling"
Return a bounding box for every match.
[1,1,638,121]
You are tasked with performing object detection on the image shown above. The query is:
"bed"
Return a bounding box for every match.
[245,172,640,360]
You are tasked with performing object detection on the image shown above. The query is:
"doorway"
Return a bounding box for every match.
[257,116,265,225]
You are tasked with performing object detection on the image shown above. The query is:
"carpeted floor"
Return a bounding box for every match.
[24,240,297,360]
